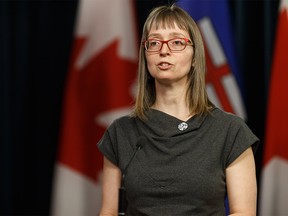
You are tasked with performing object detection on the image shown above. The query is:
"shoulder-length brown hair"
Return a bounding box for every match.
[132,4,213,120]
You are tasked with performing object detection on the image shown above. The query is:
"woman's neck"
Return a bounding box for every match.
[152,83,194,121]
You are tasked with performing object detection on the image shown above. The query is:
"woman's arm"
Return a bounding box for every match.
[99,156,121,216]
[226,147,257,216]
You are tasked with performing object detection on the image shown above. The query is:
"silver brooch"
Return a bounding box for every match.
[178,122,188,131]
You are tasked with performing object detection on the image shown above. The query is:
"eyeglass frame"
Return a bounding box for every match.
[142,37,194,52]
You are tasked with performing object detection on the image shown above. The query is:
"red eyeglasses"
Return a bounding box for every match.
[143,38,194,52]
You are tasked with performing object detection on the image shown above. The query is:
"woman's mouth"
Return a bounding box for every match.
[157,62,172,70]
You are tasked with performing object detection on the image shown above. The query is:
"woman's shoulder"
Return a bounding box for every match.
[108,114,137,129]
[209,107,246,125]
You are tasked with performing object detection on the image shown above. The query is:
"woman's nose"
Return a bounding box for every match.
[159,42,170,54]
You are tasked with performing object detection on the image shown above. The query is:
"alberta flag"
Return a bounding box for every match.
[178,0,246,120]
[259,0,288,215]
[177,0,246,214]
[51,0,138,215]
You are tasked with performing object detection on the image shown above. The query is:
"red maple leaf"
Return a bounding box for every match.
[58,38,138,181]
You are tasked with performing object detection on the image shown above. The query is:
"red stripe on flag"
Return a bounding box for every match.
[263,5,288,166]
[205,47,234,114]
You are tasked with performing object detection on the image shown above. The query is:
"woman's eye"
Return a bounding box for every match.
[150,41,159,47]
[172,39,184,45]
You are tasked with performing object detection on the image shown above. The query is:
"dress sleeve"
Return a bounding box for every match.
[224,117,259,167]
[97,123,119,166]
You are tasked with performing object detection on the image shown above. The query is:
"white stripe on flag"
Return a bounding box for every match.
[198,17,226,67]
[51,163,102,216]
[95,107,133,128]
[206,84,223,110]
[259,157,288,215]
[222,74,246,119]
[75,0,137,69]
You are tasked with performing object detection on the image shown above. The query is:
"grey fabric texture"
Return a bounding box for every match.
[97,107,259,216]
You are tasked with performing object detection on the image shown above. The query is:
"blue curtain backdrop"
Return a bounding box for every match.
[0,0,279,215]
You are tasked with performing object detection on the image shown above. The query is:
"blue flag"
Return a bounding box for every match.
[178,0,246,120]
[177,0,247,215]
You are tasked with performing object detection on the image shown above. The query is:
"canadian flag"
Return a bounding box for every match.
[259,0,288,215]
[51,0,138,215]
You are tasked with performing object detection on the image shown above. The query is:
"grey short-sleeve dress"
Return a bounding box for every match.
[97,107,259,216]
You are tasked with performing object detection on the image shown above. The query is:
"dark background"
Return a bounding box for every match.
[0,0,279,215]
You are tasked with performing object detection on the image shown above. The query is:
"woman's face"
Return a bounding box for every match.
[145,23,194,86]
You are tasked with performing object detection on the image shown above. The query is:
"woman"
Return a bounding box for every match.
[98,4,259,216]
